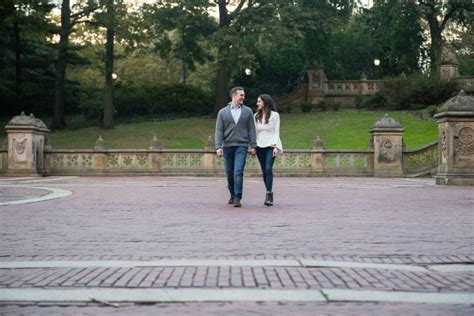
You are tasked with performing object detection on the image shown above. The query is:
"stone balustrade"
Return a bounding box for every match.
[1,91,472,184]
[0,112,443,179]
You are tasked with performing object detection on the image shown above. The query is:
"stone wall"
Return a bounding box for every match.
[275,66,474,110]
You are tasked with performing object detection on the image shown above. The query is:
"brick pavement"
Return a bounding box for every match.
[0,176,473,315]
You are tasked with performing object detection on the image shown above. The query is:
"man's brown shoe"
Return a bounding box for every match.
[228,198,234,204]
[233,198,241,207]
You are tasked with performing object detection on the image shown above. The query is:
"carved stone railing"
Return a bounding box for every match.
[403,141,438,177]
[1,113,448,179]
[325,80,382,96]
[453,76,474,93]
[43,149,374,177]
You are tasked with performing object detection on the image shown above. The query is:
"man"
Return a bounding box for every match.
[215,87,257,207]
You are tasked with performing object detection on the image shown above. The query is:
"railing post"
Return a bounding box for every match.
[370,114,404,177]
[311,136,324,174]
[203,136,216,172]
[93,136,107,172]
[149,135,162,172]
[434,90,474,185]
[5,112,50,176]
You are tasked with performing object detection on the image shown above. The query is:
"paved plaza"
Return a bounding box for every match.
[0,176,473,315]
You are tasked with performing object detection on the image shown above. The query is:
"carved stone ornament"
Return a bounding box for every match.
[440,127,447,163]
[373,113,401,129]
[12,136,28,163]
[94,136,107,150]
[440,90,474,112]
[7,112,49,130]
[454,123,474,162]
[379,139,397,163]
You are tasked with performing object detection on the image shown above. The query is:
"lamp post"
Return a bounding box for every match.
[373,58,380,79]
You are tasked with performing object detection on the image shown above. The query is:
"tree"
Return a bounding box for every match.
[415,0,474,74]
[52,0,98,130]
[102,0,115,128]
[212,0,247,112]
[148,1,216,84]
[0,0,56,116]
[89,0,128,129]
[351,0,425,78]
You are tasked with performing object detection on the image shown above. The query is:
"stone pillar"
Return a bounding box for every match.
[434,90,474,185]
[370,114,404,177]
[149,135,162,171]
[5,112,50,176]
[203,136,216,171]
[439,63,459,81]
[311,136,324,173]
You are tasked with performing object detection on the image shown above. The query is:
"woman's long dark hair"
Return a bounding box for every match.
[255,94,277,124]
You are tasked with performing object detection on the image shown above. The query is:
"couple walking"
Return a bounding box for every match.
[215,87,283,207]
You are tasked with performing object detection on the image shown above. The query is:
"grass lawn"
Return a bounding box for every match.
[0,110,438,150]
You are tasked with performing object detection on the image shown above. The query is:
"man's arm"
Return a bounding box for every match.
[215,110,224,156]
[247,108,257,156]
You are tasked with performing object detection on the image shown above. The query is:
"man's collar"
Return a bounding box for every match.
[229,103,242,109]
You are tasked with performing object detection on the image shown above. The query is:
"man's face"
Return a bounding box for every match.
[232,90,245,105]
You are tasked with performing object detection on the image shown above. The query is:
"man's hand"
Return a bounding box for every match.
[249,148,256,156]
[216,148,223,157]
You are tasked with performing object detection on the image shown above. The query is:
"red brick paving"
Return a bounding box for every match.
[0,176,473,314]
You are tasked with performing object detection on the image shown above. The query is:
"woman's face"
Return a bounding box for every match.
[256,97,265,111]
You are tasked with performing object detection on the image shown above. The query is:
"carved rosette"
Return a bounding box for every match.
[454,123,474,163]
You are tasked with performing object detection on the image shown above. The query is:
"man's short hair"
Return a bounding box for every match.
[230,87,244,98]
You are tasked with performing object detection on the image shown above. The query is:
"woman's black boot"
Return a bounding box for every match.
[264,192,273,206]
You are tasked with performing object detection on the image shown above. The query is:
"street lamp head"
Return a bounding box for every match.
[111,73,118,80]
[373,58,380,67]
[244,68,251,76]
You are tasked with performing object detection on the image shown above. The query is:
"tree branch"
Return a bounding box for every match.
[440,4,459,31]
[229,0,246,21]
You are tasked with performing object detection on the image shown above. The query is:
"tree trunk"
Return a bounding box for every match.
[180,62,187,84]
[213,0,230,113]
[214,62,230,112]
[52,0,70,130]
[13,19,22,111]
[426,11,443,76]
[103,0,115,129]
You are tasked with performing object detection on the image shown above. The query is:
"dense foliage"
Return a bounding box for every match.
[79,83,212,123]
[0,0,472,128]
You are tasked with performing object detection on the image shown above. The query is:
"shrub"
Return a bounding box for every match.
[78,88,104,123]
[299,101,314,113]
[355,93,387,109]
[77,84,213,125]
[315,100,341,112]
[381,74,457,110]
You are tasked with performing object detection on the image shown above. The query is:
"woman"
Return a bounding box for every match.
[254,94,283,206]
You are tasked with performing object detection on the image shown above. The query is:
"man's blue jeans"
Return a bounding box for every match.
[256,146,275,192]
[223,146,248,200]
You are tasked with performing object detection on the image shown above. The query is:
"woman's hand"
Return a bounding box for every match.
[272,147,279,157]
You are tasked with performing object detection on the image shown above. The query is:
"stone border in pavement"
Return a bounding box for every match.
[1,259,473,273]
[0,288,472,305]
[0,185,72,206]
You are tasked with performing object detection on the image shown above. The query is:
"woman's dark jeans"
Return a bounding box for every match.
[256,146,275,192]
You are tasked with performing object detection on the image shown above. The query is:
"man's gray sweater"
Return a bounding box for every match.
[215,104,257,149]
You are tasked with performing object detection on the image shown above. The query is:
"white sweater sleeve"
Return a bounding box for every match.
[272,112,283,152]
